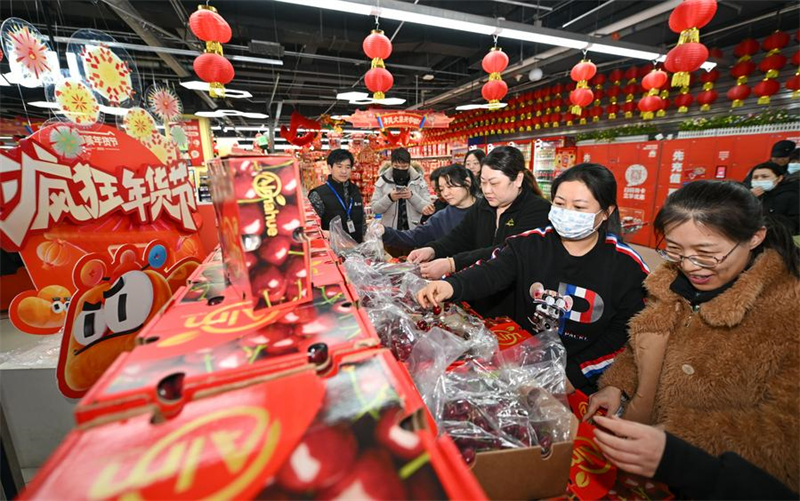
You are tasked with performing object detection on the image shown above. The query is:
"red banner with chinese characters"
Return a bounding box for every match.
[376,112,425,129]
[1,124,205,336]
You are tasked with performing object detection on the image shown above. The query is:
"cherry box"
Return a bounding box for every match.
[22,350,487,501]
[207,155,311,311]
[75,281,380,424]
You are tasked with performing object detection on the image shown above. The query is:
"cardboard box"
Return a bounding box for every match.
[207,155,311,311]
[23,350,487,501]
[75,281,379,424]
[470,414,579,500]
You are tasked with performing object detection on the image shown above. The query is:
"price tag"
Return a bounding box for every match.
[346,219,356,233]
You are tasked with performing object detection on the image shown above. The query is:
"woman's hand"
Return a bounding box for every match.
[422,203,436,216]
[407,247,435,264]
[420,258,452,279]
[592,415,667,478]
[416,281,454,308]
[583,386,622,421]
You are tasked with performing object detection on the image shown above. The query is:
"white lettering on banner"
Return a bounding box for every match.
[669,149,684,186]
[0,142,198,249]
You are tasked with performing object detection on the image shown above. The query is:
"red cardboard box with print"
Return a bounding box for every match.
[208,155,311,311]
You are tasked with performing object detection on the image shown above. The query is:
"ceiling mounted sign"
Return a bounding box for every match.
[344,109,452,129]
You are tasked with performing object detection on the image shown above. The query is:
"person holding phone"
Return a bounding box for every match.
[371,148,431,230]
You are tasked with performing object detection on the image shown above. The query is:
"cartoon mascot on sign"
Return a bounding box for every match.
[57,242,198,398]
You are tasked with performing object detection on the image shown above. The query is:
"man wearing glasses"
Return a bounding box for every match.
[309,149,365,242]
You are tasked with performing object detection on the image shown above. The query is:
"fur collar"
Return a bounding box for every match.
[644,249,789,328]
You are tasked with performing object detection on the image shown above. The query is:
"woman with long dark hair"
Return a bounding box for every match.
[407,146,550,317]
[586,180,799,494]
[416,163,649,393]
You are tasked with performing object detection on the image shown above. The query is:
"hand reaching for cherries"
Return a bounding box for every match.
[407,247,435,264]
[416,280,454,309]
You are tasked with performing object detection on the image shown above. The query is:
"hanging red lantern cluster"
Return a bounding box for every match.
[638,69,668,120]
[697,69,720,110]
[363,29,393,100]
[755,30,789,104]
[569,58,596,118]
[623,66,639,106]
[481,46,509,107]
[788,44,800,98]
[189,5,234,98]
[664,0,717,88]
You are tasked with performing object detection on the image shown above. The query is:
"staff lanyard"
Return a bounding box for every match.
[327,181,353,219]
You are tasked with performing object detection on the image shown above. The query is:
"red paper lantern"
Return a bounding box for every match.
[637,63,655,79]
[753,78,780,105]
[763,31,790,53]
[638,95,662,118]
[589,106,604,122]
[696,89,718,110]
[569,88,593,110]
[759,54,788,78]
[363,30,392,61]
[622,101,636,119]
[668,0,717,33]
[642,70,669,90]
[483,48,509,74]
[726,84,751,108]
[365,67,394,99]
[189,7,232,43]
[605,103,620,119]
[590,73,607,88]
[193,53,235,84]
[608,69,624,85]
[674,92,694,112]
[787,74,800,98]
[571,60,597,82]
[665,43,709,87]
[699,69,720,84]
[709,47,724,59]
[606,85,622,104]
[730,60,756,83]
[624,66,638,83]
[482,79,508,103]
[734,38,760,60]
[792,50,800,67]
[623,83,639,101]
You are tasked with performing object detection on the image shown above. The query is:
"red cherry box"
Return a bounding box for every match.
[75,281,380,424]
[23,350,487,501]
[207,155,312,311]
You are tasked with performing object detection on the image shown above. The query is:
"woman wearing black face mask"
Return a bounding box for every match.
[371,148,432,230]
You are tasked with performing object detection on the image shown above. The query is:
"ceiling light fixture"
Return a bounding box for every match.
[180,81,254,98]
[422,74,435,81]
[272,0,688,63]
[195,109,269,119]
[336,91,406,106]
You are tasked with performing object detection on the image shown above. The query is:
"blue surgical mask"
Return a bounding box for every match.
[548,206,602,240]
[751,179,776,192]
[787,163,800,175]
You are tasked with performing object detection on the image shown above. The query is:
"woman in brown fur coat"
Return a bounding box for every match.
[585,180,800,493]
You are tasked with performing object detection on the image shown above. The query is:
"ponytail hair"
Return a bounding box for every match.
[551,163,623,238]
[654,180,800,278]
[482,146,544,198]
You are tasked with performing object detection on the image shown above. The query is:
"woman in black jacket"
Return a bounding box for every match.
[416,164,649,393]
[746,161,800,235]
[592,415,798,500]
[407,146,551,317]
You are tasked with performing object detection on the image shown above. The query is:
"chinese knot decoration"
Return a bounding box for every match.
[481,46,509,108]
[638,69,668,120]
[363,28,393,100]
[664,0,717,87]
[189,5,234,98]
[569,58,596,116]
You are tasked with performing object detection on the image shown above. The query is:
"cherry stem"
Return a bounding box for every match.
[399,452,431,480]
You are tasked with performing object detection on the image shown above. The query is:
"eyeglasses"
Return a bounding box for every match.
[655,240,740,269]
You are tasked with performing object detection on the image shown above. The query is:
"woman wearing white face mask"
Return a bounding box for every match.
[416,164,649,393]
[746,161,799,235]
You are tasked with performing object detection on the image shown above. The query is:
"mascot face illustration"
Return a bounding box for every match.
[58,243,199,398]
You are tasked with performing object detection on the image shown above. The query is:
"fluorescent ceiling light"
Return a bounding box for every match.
[229,54,284,66]
[336,91,406,106]
[273,0,670,63]
[195,109,269,119]
[331,115,349,120]
[456,103,508,111]
[180,81,253,98]
[655,55,717,71]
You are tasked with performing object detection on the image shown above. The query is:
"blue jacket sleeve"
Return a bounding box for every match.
[382,210,445,248]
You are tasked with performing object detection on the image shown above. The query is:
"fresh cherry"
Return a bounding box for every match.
[374,407,425,460]
[432,305,442,315]
[307,343,329,366]
[318,449,407,500]
[238,204,265,235]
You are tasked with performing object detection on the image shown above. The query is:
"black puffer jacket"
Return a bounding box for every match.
[759,176,799,235]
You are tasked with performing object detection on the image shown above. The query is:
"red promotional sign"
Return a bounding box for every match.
[377,111,425,129]
[182,119,205,165]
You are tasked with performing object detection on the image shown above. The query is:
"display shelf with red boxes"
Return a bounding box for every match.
[21,350,487,501]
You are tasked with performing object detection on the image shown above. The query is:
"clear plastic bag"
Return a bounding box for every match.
[329,216,386,263]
